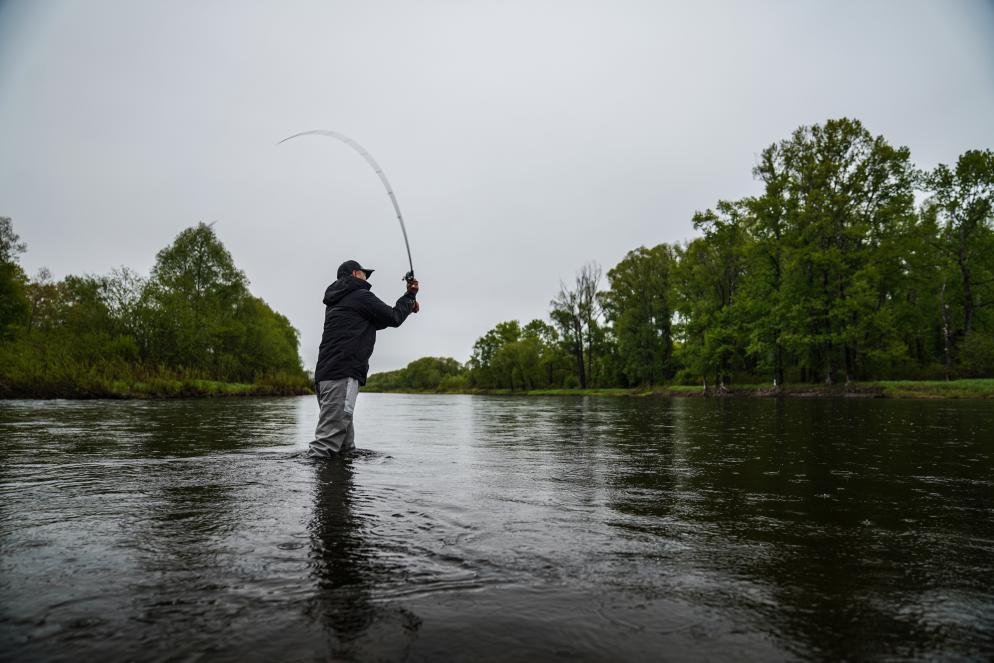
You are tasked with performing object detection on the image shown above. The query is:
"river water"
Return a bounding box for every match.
[1,394,992,661]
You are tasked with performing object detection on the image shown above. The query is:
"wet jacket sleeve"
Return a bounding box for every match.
[355,289,416,330]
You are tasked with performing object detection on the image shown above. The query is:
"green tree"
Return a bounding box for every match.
[522,319,571,387]
[24,268,59,334]
[550,262,601,388]
[469,320,522,388]
[744,148,792,386]
[601,244,676,386]
[404,356,464,390]
[0,217,29,339]
[465,319,570,390]
[144,222,250,373]
[926,149,994,350]
[231,296,305,380]
[0,219,309,396]
[762,118,917,383]
[366,357,467,392]
[672,201,750,389]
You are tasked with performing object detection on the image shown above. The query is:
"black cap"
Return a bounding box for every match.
[337,260,375,279]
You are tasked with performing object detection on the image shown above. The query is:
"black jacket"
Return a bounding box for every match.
[314,276,416,385]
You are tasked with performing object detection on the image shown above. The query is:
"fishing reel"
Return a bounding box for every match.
[403,271,415,284]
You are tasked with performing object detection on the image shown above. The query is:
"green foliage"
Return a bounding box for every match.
[374,118,994,392]
[665,118,954,387]
[0,216,27,263]
[465,318,572,390]
[755,118,918,383]
[404,356,464,390]
[926,149,994,356]
[368,318,573,392]
[958,332,994,377]
[365,356,466,392]
[0,217,30,339]
[550,263,602,387]
[142,222,249,372]
[867,379,994,399]
[672,202,751,388]
[601,244,676,385]
[0,219,309,398]
[8,119,994,399]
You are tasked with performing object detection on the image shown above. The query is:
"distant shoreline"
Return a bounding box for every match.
[0,378,312,400]
[363,379,994,400]
[5,379,992,400]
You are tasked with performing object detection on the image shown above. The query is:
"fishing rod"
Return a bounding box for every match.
[278,129,415,283]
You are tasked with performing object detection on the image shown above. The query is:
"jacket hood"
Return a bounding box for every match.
[323,276,370,307]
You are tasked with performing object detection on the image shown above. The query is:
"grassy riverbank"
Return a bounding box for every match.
[0,372,312,399]
[364,379,994,399]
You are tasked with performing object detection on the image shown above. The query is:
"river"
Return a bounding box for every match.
[1,395,992,661]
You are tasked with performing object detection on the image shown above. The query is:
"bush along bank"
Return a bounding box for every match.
[0,220,312,399]
[0,360,313,400]
[364,364,994,400]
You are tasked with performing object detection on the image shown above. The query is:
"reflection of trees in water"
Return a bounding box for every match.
[123,400,296,591]
[470,396,656,503]
[113,406,263,652]
[123,399,297,458]
[598,397,682,520]
[1,399,301,658]
[660,398,994,659]
[308,458,420,659]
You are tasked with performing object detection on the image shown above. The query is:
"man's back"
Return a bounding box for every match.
[314,275,416,386]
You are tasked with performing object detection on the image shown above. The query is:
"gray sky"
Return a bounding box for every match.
[2,0,993,373]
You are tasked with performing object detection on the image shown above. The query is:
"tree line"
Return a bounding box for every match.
[0,220,310,397]
[368,118,994,393]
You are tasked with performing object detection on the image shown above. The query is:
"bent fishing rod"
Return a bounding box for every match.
[278,129,415,283]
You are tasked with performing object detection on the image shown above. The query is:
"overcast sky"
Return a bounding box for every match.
[1,0,993,373]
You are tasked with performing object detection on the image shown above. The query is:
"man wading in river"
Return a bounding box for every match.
[309,260,419,457]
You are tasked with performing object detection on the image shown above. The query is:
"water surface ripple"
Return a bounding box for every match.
[1,395,992,661]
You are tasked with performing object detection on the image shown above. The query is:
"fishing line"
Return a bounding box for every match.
[278,129,414,281]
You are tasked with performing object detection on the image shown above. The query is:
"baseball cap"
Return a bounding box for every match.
[337,260,375,279]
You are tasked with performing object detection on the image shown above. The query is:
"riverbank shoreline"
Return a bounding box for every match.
[0,377,312,400]
[363,379,994,400]
[5,379,992,400]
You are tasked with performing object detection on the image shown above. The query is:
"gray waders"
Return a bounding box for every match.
[309,377,359,456]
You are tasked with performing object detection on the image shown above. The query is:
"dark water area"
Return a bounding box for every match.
[1,395,992,661]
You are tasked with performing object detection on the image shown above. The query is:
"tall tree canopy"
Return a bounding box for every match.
[0,217,29,339]
[601,245,675,386]
[0,219,308,397]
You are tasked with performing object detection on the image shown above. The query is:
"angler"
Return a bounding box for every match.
[278,129,420,456]
[309,260,419,457]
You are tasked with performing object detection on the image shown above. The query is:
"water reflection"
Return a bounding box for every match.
[308,459,369,644]
[1,395,992,661]
[661,398,994,660]
[307,457,420,660]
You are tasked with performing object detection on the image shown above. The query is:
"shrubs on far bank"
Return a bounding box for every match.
[365,357,994,399]
[0,354,312,399]
[0,219,312,399]
[0,330,312,399]
[365,357,469,393]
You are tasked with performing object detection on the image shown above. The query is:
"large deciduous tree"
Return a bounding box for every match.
[672,201,750,389]
[760,118,917,383]
[144,222,249,371]
[601,245,676,386]
[926,150,994,347]
[551,262,601,388]
[0,217,29,339]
